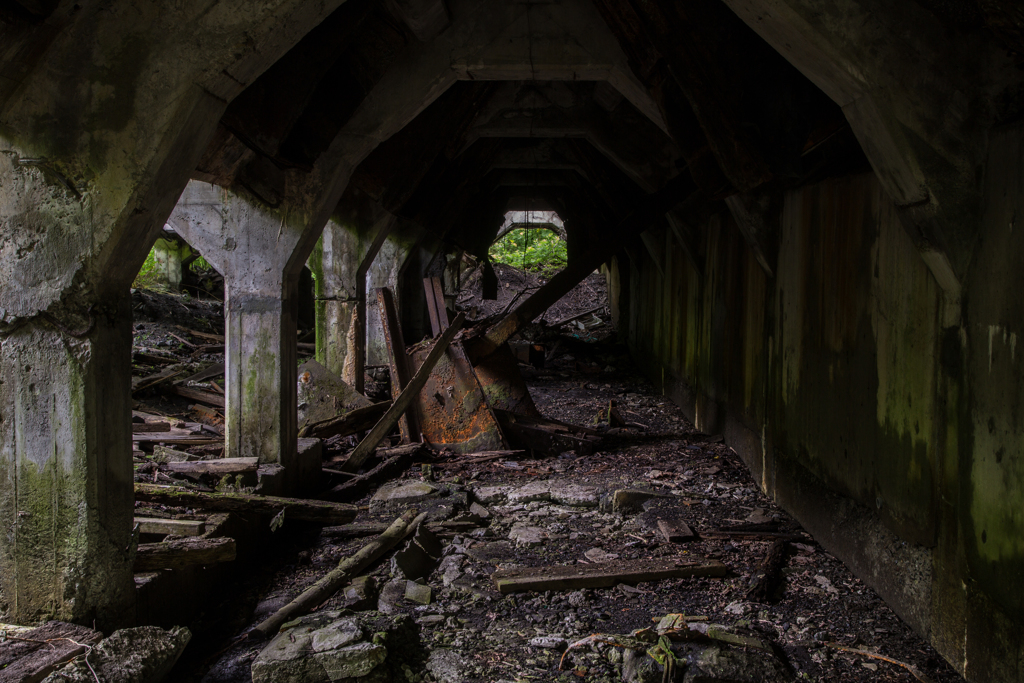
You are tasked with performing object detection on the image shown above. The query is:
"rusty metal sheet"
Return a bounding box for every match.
[409,341,506,453]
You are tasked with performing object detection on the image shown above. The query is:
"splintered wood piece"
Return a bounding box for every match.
[298,401,390,439]
[0,620,102,683]
[134,517,206,536]
[324,444,423,502]
[134,536,235,571]
[658,518,696,543]
[491,557,726,594]
[134,483,358,524]
[165,457,258,476]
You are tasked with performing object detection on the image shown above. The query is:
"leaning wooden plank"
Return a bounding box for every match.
[0,620,102,682]
[253,508,426,639]
[343,313,465,473]
[134,483,358,524]
[298,401,390,439]
[164,384,225,408]
[490,557,727,594]
[377,287,414,442]
[165,457,258,476]
[134,517,206,536]
[134,536,236,571]
[132,366,186,394]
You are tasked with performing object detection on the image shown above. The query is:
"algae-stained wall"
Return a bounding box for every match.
[622,170,1024,678]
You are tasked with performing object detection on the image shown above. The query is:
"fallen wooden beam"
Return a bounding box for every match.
[134,536,236,571]
[298,400,390,439]
[165,457,258,476]
[134,517,207,536]
[320,522,391,539]
[132,434,222,446]
[133,421,172,433]
[253,508,426,639]
[700,530,804,541]
[323,444,423,502]
[0,621,102,683]
[490,557,726,594]
[134,483,358,524]
[179,362,225,384]
[164,385,225,408]
[343,313,465,473]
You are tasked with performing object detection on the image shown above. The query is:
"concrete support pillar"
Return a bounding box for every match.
[0,148,135,629]
[311,214,396,390]
[171,182,311,474]
[151,233,188,292]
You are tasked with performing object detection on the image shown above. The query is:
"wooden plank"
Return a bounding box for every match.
[343,312,465,472]
[132,433,221,446]
[491,557,726,594]
[658,518,696,543]
[377,287,414,442]
[164,385,225,408]
[132,421,172,433]
[700,530,804,541]
[165,457,258,476]
[134,517,206,536]
[134,536,236,571]
[0,621,102,683]
[134,483,358,524]
[423,276,449,336]
[132,366,185,394]
[298,400,390,439]
[324,444,422,502]
[320,522,391,539]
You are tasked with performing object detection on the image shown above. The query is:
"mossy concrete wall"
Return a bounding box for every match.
[623,163,1024,681]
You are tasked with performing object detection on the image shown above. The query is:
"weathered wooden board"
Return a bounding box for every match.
[134,517,206,536]
[134,537,236,571]
[491,557,726,594]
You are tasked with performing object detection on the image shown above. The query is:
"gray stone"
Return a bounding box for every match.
[343,576,378,611]
[371,481,440,510]
[472,486,511,505]
[393,526,443,580]
[469,502,491,519]
[378,579,409,615]
[404,581,432,605]
[426,649,471,683]
[612,489,663,513]
[529,636,568,650]
[41,626,191,683]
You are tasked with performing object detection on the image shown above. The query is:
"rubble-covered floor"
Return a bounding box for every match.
[190,339,964,683]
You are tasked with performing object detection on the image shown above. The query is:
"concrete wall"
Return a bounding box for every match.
[623,153,1024,680]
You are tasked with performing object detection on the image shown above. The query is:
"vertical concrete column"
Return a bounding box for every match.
[310,220,363,385]
[171,181,310,472]
[0,148,135,629]
[151,232,187,292]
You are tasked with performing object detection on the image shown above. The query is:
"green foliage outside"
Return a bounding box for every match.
[132,244,214,290]
[488,227,567,277]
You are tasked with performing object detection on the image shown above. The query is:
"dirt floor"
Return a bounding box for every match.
[128,270,964,683]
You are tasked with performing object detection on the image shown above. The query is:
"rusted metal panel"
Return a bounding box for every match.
[409,341,506,453]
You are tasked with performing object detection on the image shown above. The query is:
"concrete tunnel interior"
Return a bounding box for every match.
[1,0,1024,680]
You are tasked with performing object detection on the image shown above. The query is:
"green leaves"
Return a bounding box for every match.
[489,227,567,277]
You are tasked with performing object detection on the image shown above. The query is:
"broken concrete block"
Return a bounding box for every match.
[251,611,416,683]
[547,483,601,507]
[507,481,552,504]
[393,525,443,580]
[472,486,510,505]
[297,360,372,431]
[469,502,491,519]
[508,523,548,547]
[370,481,440,511]
[41,626,190,683]
[404,581,432,605]
[343,576,378,611]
